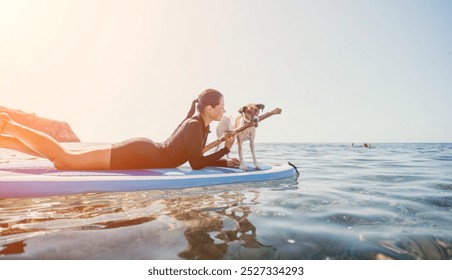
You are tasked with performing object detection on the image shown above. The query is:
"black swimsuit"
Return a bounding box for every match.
[110,115,229,169]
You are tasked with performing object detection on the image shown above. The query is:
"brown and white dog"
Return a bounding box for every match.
[217,103,265,171]
[235,103,265,171]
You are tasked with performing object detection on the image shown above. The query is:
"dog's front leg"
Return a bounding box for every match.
[237,139,248,171]
[250,139,260,170]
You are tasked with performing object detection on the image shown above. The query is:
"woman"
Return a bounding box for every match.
[0,89,240,170]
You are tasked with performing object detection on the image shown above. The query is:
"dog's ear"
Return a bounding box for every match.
[257,104,265,112]
[239,106,248,114]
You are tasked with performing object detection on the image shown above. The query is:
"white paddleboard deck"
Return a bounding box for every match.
[0,161,298,198]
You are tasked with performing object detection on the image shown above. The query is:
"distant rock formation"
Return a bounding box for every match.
[0,106,80,142]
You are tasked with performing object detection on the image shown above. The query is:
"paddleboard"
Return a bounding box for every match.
[0,161,298,198]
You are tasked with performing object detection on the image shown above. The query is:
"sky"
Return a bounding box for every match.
[1,0,451,143]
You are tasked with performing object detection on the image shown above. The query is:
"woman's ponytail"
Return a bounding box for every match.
[185,98,198,119]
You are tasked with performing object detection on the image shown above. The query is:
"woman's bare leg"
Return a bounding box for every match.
[0,135,45,158]
[1,113,111,170]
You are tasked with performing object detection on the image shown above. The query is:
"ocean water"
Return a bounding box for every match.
[0,143,451,260]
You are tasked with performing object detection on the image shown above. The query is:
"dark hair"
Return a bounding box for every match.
[186,89,223,119]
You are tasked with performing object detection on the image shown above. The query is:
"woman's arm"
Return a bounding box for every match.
[184,122,230,170]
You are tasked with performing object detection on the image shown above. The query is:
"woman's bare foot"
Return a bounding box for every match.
[0,112,13,134]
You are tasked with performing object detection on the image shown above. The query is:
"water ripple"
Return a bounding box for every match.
[1,143,451,259]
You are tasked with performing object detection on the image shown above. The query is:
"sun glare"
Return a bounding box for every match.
[0,1,29,28]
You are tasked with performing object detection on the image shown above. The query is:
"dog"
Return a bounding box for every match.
[216,103,265,170]
[216,103,265,171]
[235,103,265,171]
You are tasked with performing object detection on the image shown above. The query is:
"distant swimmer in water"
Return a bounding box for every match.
[352,143,371,148]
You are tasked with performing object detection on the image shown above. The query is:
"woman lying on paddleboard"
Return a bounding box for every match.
[0,89,240,170]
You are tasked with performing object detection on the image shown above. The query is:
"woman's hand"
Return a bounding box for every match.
[226,158,240,167]
[224,132,235,150]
